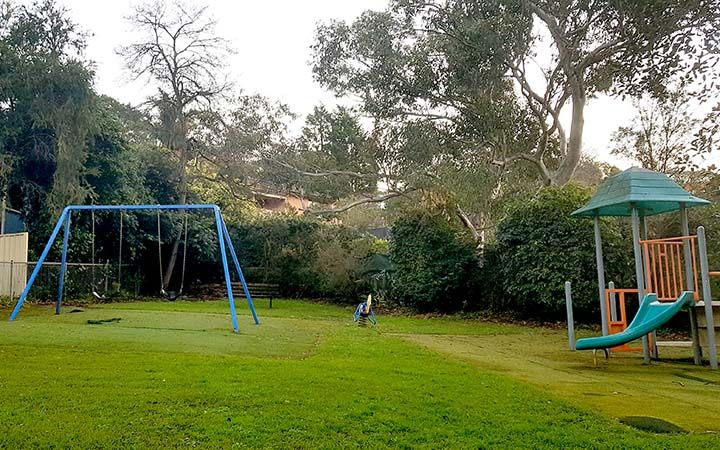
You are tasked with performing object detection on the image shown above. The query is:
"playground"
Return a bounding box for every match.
[1,170,720,448]
[4,0,720,447]
[0,300,718,449]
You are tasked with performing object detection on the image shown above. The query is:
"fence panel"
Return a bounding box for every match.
[0,232,28,296]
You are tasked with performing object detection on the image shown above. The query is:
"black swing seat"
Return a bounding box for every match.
[161,289,182,301]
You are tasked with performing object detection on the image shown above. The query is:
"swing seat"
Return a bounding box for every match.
[162,289,181,301]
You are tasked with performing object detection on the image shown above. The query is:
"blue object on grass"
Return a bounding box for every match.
[354,301,377,326]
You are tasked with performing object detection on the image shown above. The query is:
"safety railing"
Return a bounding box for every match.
[641,235,699,302]
[604,288,645,352]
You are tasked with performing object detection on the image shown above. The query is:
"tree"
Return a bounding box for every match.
[119,0,232,286]
[291,106,377,202]
[312,0,720,186]
[485,184,633,320]
[192,94,296,206]
[0,0,95,232]
[611,88,700,175]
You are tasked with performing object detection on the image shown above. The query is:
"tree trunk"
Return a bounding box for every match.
[552,90,585,185]
[162,137,189,290]
[163,232,183,290]
[457,205,480,240]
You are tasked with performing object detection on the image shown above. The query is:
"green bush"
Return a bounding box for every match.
[390,210,479,312]
[312,226,376,302]
[484,184,634,321]
[231,217,321,296]
[230,216,377,301]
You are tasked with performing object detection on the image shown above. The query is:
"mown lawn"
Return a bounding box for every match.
[0,299,718,448]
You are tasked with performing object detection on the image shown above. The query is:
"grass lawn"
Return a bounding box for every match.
[0,299,718,448]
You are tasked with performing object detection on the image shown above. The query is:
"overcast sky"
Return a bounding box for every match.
[59,0,645,168]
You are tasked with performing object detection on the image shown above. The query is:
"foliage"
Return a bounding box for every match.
[390,208,479,311]
[611,87,701,175]
[194,93,296,203]
[288,106,377,202]
[311,0,720,186]
[485,184,634,321]
[0,0,95,217]
[229,217,376,300]
[312,226,377,302]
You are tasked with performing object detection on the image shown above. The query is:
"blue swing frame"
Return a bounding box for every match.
[8,204,259,333]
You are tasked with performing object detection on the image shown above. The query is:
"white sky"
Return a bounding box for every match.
[58,0,661,169]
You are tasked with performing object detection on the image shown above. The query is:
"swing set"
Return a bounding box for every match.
[8,204,259,333]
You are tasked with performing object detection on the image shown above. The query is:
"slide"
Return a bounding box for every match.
[575,291,695,351]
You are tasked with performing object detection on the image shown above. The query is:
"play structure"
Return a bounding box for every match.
[354,294,377,327]
[8,204,259,333]
[565,168,718,369]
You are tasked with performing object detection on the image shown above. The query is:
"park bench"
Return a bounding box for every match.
[232,282,280,308]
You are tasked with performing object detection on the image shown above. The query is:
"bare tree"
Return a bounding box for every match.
[119,0,232,288]
[611,89,699,176]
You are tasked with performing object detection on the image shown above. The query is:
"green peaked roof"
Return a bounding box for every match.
[572,167,710,217]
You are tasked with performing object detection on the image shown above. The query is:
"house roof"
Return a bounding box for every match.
[571,167,711,217]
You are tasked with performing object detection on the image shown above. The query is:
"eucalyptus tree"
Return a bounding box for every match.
[191,94,295,207]
[312,0,720,186]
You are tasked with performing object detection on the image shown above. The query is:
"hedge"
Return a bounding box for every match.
[389,210,479,312]
[482,184,634,321]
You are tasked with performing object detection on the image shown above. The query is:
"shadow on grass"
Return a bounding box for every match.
[620,416,687,434]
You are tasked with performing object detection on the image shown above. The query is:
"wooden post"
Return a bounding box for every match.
[1,197,5,235]
[565,281,575,351]
[697,226,718,370]
[594,216,609,336]
[681,204,702,365]
[640,215,658,358]
[631,206,651,363]
[608,281,617,322]
[9,260,13,302]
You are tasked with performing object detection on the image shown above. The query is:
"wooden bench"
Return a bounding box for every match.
[232,282,280,308]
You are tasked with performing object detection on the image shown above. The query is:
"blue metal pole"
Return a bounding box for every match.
[65,204,218,212]
[214,207,240,333]
[10,208,69,321]
[220,215,260,325]
[55,211,72,315]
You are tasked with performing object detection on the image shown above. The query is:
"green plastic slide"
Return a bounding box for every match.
[575,291,695,351]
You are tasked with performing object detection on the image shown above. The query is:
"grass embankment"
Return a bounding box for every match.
[0,300,717,448]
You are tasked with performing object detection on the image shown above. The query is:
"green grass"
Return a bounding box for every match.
[0,300,718,448]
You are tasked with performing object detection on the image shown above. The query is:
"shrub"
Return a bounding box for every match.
[230,216,377,301]
[484,184,633,321]
[312,226,376,302]
[390,210,479,312]
[231,217,321,297]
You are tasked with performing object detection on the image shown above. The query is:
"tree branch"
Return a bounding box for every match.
[264,155,381,180]
[312,189,414,216]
